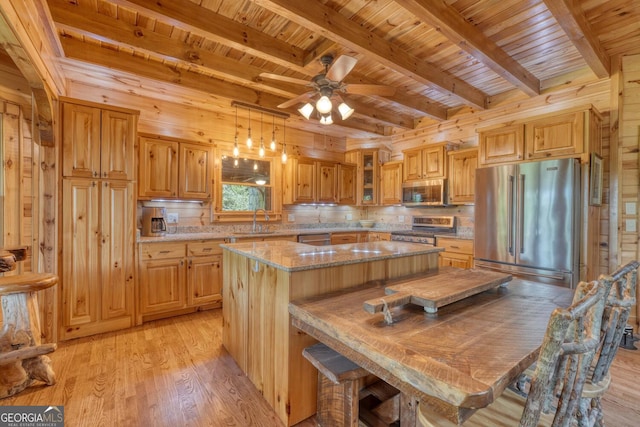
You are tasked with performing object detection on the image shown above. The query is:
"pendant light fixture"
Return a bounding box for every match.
[281,116,287,164]
[246,108,253,149]
[233,105,240,158]
[259,112,265,158]
[270,115,276,151]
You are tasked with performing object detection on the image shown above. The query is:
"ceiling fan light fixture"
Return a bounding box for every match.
[298,103,314,120]
[316,95,333,114]
[338,102,354,120]
[320,113,333,125]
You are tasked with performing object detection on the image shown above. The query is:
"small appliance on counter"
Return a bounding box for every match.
[141,207,167,237]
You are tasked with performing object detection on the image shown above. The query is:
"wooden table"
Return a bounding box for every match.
[289,278,573,424]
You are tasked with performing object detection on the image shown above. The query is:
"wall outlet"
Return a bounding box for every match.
[346,213,353,220]
[398,215,405,222]
[166,213,179,223]
[288,214,295,222]
[626,219,637,232]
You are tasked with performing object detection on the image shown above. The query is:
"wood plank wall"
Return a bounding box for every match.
[619,54,640,328]
[0,99,34,326]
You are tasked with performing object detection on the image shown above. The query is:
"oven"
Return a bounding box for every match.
[391,215,457,245]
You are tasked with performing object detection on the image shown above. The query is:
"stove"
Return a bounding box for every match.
[391,216,457,245]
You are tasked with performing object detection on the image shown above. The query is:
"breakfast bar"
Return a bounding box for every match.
[221,240,442,426]
[289,278,574,425]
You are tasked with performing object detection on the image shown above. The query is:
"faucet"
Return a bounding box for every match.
[252,208,270,233]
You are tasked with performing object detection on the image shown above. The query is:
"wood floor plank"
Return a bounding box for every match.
[0,308,637,427]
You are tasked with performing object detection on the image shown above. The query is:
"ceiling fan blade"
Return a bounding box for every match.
[277,92,314,109]
[259,73,310,86]
[326,55,358,82]
[343,84,396,96]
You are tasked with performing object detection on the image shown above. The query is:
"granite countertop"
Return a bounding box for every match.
[138,227,406,243]
[220,240,443,272]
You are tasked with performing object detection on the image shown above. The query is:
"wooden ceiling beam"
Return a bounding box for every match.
[394,0,540,97]
[542,0,610,78]
[110,0,308,70]
[50,1,414,129]
[0,9,53,146]
[59,37,387,137]
[253,0,488,109]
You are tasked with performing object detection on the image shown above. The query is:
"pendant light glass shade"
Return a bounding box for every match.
[316,95,332,114]
[319,113,333,125]
[246,108,253,148]
[338,102,354,120]
[298,103,314,120]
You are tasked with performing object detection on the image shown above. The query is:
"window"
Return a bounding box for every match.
[220,156,272,212]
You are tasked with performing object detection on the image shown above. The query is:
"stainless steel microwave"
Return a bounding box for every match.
[401,179,449,207]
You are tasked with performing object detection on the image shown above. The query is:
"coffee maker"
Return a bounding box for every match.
[141,207,167,237]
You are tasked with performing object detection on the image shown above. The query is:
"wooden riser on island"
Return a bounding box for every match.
[221,241,440,426]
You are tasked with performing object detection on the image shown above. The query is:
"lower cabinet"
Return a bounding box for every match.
[437,237,474,269]
[330,231,367,244]
[368,231,391,242]
[138,240,223,322]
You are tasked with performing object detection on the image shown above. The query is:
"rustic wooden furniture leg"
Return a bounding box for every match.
[0,272,58,398]
[302,342,369,427]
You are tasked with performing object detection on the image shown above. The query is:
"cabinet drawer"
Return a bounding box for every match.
[187,241,223,256]
[140,242,186,260]
[331,233,358,244]
[437,238,473,255]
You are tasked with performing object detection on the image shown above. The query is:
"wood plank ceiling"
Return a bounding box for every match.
[25,0,640,138]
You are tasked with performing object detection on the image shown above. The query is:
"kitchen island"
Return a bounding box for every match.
[221,240,442,426]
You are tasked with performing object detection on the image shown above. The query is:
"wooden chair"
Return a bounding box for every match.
[576,260,639,427]
[419,279,608,427]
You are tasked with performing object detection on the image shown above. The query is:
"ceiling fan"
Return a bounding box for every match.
[260,54,396,124]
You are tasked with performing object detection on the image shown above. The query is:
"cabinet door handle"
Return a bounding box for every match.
[159,250,170,254]
[451,245,460,249]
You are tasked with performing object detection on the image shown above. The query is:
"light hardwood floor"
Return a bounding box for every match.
[1,309,638,426]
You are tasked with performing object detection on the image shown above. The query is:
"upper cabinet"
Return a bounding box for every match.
[403,145,446,181]
[62,101,137,180]
[337,163,357,205]
[478,106,602,166]
[478,124,524,165]
[380,161,403,205]
[448,148,478,205]
[345,148,391,206]
[283,157,316,204]
[138,134,213,200]
[316,161,337,204]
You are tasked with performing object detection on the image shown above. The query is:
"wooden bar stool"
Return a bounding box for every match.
[303,342,369,427]
[0,248,58,398]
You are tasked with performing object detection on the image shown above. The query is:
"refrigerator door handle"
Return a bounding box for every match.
[508,175,515,256]
[519,174,525,254]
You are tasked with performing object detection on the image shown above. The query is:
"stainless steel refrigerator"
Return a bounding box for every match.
[474,158,580,288]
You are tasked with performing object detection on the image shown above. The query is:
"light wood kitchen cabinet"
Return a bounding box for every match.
[138,135,179,198]
[316,161,337,204]
[284,158,355,205]
[448,148,478,205]
[139,134,213,200]
[330,232,367,244]
[337,163,357,205]
[61,179,135,340]
[283,157,316,204]
[437,237,474,269]
[345,149,390,206]
[380,161,402,205]
[478,107,602,165]
[524,109,586,160]
[478,124,524,165]
[403,145,446,181]
[62,101,137,180]
[179,143,213,199]
[138,240,224,322]
[368,231,391,242]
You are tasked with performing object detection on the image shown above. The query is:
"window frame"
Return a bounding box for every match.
[212,149,282,222]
